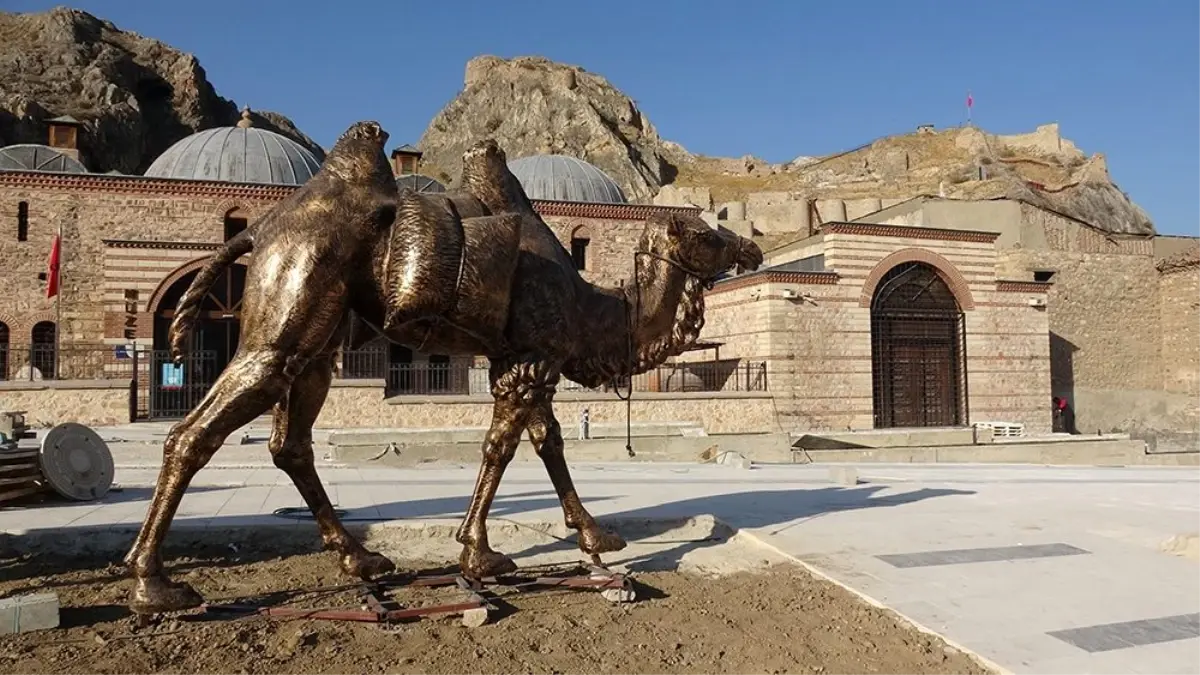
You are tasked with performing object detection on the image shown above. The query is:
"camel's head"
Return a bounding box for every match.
[645,212,763,281]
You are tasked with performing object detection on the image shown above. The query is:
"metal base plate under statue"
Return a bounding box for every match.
[201,560,637,629]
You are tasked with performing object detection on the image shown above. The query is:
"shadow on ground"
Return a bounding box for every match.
[2,480,974,593]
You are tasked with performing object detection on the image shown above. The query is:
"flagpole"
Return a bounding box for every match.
[966,90,973,127]
[55,218,62,371]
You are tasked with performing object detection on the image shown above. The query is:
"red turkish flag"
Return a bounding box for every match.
[967,92,974,109]
[46,234,61,299]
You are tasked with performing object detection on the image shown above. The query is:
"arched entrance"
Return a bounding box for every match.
[147,263,246,418]
[870,261,968,428]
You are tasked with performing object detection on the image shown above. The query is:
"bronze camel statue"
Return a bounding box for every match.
[123,120,763,614]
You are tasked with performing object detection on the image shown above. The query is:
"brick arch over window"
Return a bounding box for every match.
[570,224,593,240]
[21,311,57,336]
[146,256,236,314]
[858,248,976,311]
[211,199,252,220]
[0,312,18,337]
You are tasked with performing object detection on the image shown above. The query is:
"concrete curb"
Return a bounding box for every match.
[1,516,731,559]
[724,520,1013,675]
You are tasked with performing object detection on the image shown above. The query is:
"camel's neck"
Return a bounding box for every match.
[570,254,706,385]
[624,255,706,371]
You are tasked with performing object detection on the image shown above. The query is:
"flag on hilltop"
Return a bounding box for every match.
[967,92,974,109]
[46,234,61,299]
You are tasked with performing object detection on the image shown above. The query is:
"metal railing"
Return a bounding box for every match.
[334,351,768,396]
[0,343,142,382]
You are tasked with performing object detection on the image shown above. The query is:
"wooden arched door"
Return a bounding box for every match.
[870,261,968,428]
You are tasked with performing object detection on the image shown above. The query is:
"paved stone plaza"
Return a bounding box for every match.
[3,446,1198,674]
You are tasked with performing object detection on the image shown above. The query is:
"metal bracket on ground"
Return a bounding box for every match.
[201,563,637,629]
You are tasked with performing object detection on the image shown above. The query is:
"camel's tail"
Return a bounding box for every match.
[168,229,254,363]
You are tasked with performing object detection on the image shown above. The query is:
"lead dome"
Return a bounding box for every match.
[0,144,88,174]
[144,109,322,185]
[507,154,626,204]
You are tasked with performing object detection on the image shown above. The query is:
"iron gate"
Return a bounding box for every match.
[133,349,219,420]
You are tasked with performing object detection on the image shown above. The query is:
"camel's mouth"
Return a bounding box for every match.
[736,238,764,272]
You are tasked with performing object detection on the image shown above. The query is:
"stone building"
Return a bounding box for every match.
[10,115,1188,442]
[696,221,1053,433]
[0,115,723,426]
[851,197,1199,449]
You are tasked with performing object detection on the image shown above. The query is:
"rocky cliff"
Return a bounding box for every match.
[417,55,689,202]
[419,56,1152,235]
[672,123,1154,235]
[0,7,324,174]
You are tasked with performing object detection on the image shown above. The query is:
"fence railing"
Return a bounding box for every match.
[0,343,143,382]
[334,351,768,396]
[0,343,769,398]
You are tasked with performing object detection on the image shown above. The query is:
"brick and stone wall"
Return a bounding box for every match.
[0,175,693,360]
[1159,263,1199,395]
[1001,205,1172,437]
[0,175,282,355]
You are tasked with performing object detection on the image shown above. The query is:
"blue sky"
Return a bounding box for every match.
[9,0,1199,235]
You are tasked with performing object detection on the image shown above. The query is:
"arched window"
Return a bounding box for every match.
[30,321,56,380]
[570,225,591,271]
[870,262,967,428]
[223,207,249,242]
[0,321,8,380]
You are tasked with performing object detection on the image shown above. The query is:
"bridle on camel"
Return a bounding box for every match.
[613,248,727,458]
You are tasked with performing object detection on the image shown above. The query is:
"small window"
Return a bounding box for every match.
[226,214,250,241]
[571,237,589,271]
[1033,270,1055,282]
[17,201,28,241]
[0,320,9,381]
[30,320,56,380]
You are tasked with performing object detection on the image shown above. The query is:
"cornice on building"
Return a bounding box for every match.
[0,170,700,221]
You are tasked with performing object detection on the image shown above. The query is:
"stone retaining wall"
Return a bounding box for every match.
[318,381,778,433]
[0,379,779,434]
[0,380,130,427]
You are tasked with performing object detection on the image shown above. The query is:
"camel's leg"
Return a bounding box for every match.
[123,349,295,614]
[268,349,395,580]
[455,359,544,578]
[527,398,627,556]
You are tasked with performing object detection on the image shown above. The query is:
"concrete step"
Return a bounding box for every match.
[791,427,978,449]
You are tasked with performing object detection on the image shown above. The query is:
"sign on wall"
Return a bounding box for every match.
[161,363,184,389]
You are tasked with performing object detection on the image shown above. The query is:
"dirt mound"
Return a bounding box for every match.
[0,548,989,674]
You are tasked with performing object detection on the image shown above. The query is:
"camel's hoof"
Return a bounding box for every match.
[579,527,627,555]
[460,547,518,579]
[341,550,396,580]
[129,576,204,615]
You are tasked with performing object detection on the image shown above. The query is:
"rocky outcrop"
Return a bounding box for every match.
[0,7,324,174]
[676,123,1156,235]
[417,55,688,202]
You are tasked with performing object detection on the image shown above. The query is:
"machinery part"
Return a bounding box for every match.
[38,423,114,501]
[0,411,32,450]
